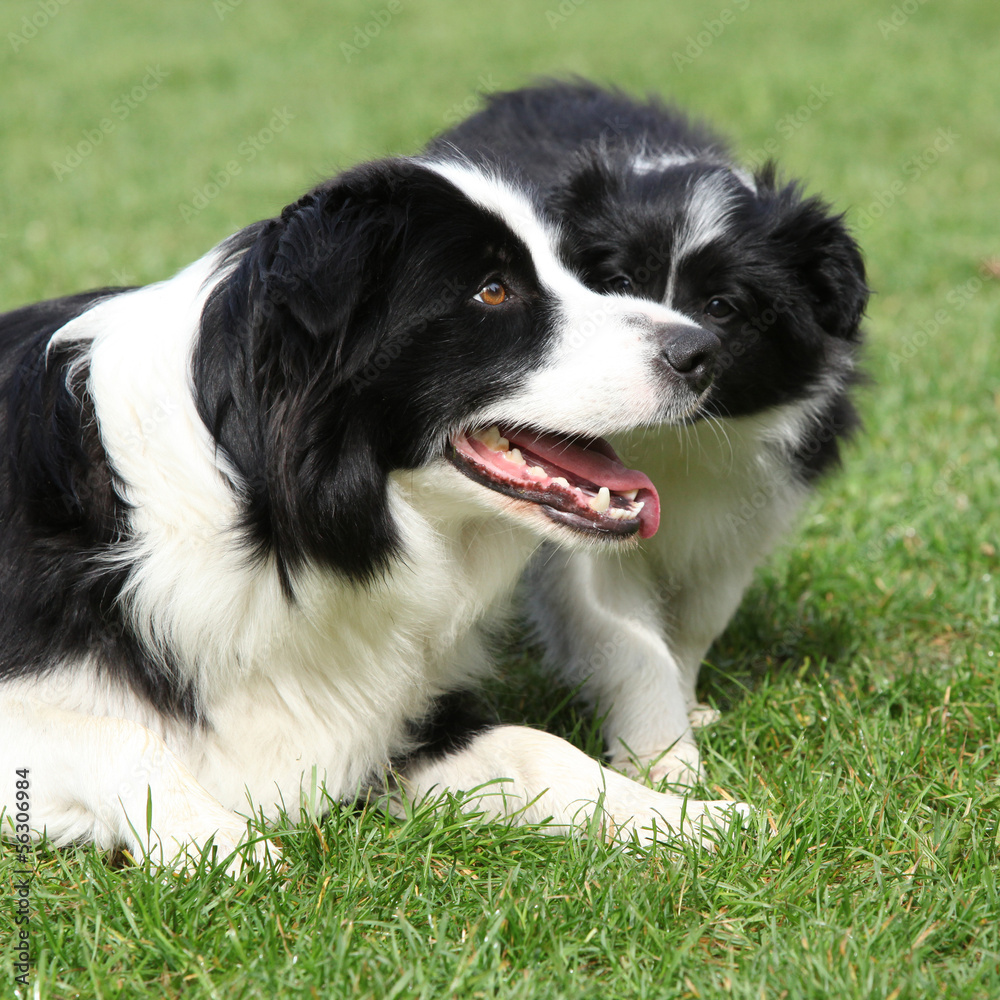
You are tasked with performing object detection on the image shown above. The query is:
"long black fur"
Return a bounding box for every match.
[0,291,199,719]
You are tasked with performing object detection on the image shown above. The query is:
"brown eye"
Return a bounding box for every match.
[705,297,736,320]
[475,281,508,306]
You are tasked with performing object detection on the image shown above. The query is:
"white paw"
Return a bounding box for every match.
[123,798,279,877]
[688,703,722,730]
[611,739,704,790]
[596,764,750,850]
[166,814,278,878]
[613,795,751,850]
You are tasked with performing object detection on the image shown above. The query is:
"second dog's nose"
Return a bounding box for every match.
[659,323,720,393]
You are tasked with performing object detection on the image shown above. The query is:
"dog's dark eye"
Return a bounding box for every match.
[474,281,508,306]
[606,275,633,294]
[704,297,737,321]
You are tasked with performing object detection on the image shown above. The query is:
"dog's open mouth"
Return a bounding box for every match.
[448,425,660,539]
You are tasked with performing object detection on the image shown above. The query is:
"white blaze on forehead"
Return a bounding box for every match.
[663,171,743,309]
[631,148,757,194]
[733,167,758,193]
[631,151,702,175]
[423,158,580,296]
[678,171,741,257]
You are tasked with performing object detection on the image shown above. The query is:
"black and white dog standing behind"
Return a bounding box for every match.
[0,156,749,870]
[430,81,868,785]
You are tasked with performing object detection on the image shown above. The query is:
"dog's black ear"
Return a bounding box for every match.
[758,167,869,342]
[195,160,426,587]
[197,161,416,446]
[257,164,415,383]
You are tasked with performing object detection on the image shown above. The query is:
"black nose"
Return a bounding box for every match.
[659,323,720,393]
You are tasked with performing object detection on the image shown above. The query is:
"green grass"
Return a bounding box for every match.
[2,0,999,996]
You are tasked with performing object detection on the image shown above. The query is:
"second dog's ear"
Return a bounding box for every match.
[779,202,869,343]
[757,168,870,342]
[548,157,631,283]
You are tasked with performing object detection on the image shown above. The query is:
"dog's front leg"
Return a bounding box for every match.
[525,546,704,787]
[0,694,271,873]
[393,724,747,847]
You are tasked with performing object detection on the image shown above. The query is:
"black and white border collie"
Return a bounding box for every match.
[0,156,748,870]
[430,81,868,785]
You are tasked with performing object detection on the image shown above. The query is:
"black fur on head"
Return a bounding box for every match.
[752,164,869,343]
[428,77,731,194]
[194,159,554,587]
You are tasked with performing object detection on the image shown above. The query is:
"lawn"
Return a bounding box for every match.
[2,0,999,997]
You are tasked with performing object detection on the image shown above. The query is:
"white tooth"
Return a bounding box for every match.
[496,436,509,452]
[633,501,645,514]
[507,447,526,466]
[528,466,547,478]
[551,477,570,489]
[606,508,628,520]
[589,487,611,513]
[621,489,639,501]
[476,425,503,450]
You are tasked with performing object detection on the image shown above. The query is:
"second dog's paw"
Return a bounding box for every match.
[612,795,751,851]
[612,740,704,790]
[688,703,722,730]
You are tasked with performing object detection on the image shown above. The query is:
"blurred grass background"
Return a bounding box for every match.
[2,1,999,997]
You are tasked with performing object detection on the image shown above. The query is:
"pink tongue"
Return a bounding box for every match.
[506,429,661,539]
